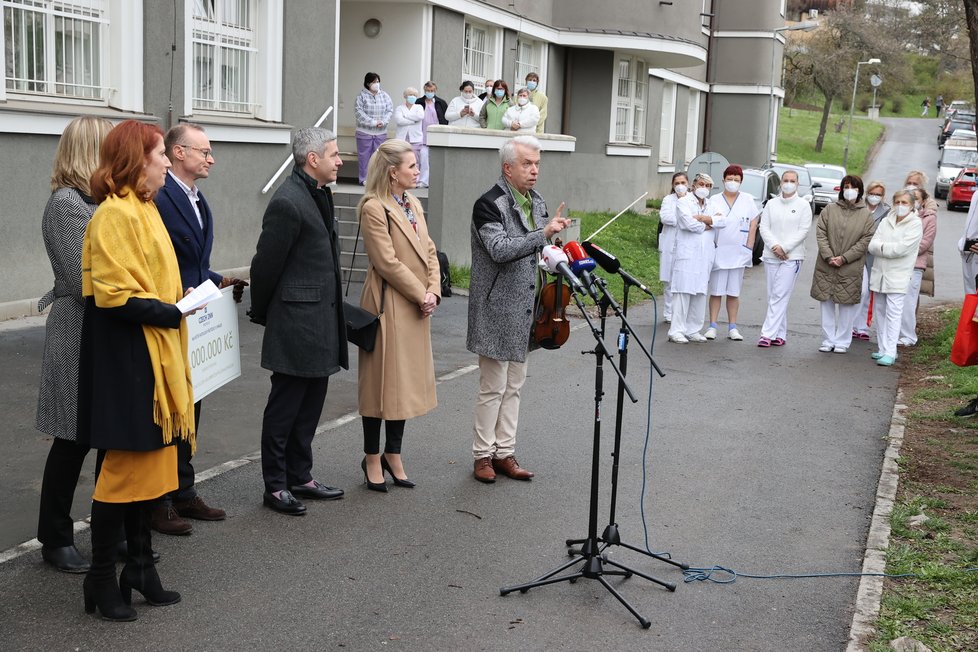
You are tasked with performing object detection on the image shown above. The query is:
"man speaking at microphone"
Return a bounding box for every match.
[467,135,570,483]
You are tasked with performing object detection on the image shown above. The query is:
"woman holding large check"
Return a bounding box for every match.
[78,119,196,621]
[356,139,441,492]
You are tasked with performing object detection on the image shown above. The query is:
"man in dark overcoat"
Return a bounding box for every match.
[466,135,569,484]
[249,128,348,515]
[153,123,245,535]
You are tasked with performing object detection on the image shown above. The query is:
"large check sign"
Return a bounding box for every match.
[185,287,241,401]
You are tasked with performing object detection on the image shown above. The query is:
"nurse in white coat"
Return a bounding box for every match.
[658,172,689,323]
[706,165,759,342]
[669,173,722,343]
[757,169,813,347]
[868,189,923,366]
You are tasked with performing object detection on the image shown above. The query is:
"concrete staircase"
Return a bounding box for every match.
[333,183,429,286]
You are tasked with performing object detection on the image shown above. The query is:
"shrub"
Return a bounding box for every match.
[889,97,904,114]
[858,96,871,113]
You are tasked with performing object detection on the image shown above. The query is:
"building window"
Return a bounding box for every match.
[462,20,498,83]
[685,89,700,164]
[658,80,676,164]
[192,0,257,114]
[611,55,647,144]
[3,0,106,101]
[514,36,544,89]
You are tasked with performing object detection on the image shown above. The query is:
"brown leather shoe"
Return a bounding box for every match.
[473,457,496,483]
[492,456,534,480]
[150,504,193,536]
[174,495,226,521]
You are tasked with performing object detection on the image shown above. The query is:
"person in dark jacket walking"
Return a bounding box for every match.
[249,128,348,515]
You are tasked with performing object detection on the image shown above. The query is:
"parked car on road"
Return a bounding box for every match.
[939,114,976,148]
[766,163,816,214]
[740,168,781,264]
[935,139,978,199]
[947,100,975,118]
[805,163,847,213]
[947,167,977,211]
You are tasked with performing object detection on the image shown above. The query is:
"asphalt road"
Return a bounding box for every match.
[0,115,966,650]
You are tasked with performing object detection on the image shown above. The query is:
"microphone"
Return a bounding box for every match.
[562,241,601,303]
[582,241,651,294]
[540,245,587,297]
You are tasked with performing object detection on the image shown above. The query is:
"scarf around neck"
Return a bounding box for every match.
[81,189,195,450]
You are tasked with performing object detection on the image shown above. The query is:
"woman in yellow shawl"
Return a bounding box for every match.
[78,120,196,621]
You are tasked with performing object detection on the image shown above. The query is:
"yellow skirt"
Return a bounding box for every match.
[93,446,178,503]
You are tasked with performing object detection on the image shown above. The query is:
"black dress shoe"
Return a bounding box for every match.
[263,490,307,515]
[381,455,417,488]
[288,480,344,501]
[41,545,90,573]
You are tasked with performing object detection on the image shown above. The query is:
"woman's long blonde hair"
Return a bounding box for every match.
[357,138,420,217]
[51,116,114,195]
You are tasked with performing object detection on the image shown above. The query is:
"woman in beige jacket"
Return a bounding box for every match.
[356,139,441,492]
[810,175,875,354]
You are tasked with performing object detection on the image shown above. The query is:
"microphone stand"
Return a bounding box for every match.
[566,275,688,574]
[500,289,674,630]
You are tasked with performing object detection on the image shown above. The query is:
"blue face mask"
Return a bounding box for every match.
[424,91,435,99]
[494,89,505,99]
[527,81,537,91]
[406,95,417,104]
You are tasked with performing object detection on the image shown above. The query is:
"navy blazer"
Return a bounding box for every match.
[155,172,223,289]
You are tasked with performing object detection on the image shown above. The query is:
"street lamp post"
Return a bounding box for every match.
[767,21,818,167]
[843,58,881,170]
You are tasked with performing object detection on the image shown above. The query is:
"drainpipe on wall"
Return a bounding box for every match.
[701,0,715,151]
[561,48,572,134]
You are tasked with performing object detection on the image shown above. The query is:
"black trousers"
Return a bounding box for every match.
[362,417,406,455]
[260,372,329,493]
[161,401,201,505]
[37,437,90,547]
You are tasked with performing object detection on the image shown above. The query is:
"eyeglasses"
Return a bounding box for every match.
[179,144,214,158]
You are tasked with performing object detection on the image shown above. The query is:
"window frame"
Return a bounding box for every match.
[658,80,677,164]
[514,35,546,92]
[183,0,283,122]
[461,18,501,85]
[685,88,700,165]
[609,53,648,146]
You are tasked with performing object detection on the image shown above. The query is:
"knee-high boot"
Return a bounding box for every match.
[83,500,137,621]
[119,501,180,606]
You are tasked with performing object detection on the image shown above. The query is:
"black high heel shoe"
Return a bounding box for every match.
[361,457,388,493]
[119,565,181,607]
[381,455,417,488]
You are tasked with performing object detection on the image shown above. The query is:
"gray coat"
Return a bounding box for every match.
[249,167,348,377]
[466,176,549,362]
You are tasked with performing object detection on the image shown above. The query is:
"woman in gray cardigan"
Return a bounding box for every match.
[35,116,113,572]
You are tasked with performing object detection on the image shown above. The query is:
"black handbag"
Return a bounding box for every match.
[343,208,388,352]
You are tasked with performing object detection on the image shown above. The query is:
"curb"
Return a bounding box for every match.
[846,388,905,651]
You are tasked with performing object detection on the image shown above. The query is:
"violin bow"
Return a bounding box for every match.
[584,192,649,242]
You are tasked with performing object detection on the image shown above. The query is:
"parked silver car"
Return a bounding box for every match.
[804,163,847,212]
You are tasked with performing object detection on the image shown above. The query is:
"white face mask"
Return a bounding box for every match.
[673,184,688,196]
[724,181,740,193]
[895,204,911,217]
[462,91,474,101]
[517,96,529,106]
[866,194,882,206]
[905,184,918,192]
[370,82,380,93]
[781,182,797,195]
[843,188,859,201]
[694,187,711,199]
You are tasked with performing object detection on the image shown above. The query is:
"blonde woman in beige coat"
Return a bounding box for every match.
[810,175,875,354]
[357,139,441,492]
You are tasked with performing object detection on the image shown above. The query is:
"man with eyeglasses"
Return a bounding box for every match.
[152,123,246,535]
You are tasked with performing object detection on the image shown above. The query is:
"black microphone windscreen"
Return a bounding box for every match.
[582,241,621,273]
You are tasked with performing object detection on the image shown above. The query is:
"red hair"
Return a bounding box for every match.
[90,120,164,203]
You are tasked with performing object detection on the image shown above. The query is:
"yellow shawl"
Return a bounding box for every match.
[81,189,195,451]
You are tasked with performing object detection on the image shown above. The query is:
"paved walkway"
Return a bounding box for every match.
[0,115,963,650]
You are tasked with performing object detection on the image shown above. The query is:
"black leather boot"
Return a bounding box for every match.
[119,501,180,607]
[83,501,137,621]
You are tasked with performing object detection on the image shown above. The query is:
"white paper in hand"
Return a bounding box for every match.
[175,279,222,314]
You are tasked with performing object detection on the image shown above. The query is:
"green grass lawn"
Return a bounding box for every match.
[776,106,885,176]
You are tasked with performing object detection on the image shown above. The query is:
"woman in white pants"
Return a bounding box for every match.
[757,170,813,347]
[810,175,875,353]
[853,182,889,341]
[658,172,689,323]
[668,173,719,343]
[897,186,936,346]
[868,190,923,366]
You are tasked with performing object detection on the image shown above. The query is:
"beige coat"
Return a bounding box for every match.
[810,200,875,304]
[357,196,441,420]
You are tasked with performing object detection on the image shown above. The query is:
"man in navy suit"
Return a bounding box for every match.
[153,123,246,534]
